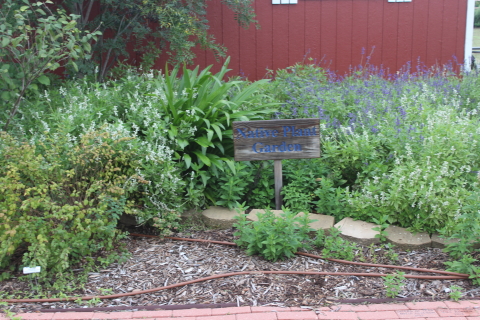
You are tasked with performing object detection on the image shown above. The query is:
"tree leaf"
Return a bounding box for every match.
[64,21,77,31]
[1,37,10,47]
[1,91,11,101]
[37,75,50,85]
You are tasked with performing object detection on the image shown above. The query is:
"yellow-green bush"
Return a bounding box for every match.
[0,130,139,278]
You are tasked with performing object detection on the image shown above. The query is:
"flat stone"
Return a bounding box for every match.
[431,234,459,249]
[334,217,380,245]
[306,213,335,232]
[385,225,431,250]
[201,206,244,229]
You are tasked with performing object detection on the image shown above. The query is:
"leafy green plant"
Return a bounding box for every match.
[440,188,480,285]
[313,227,357,261]
[382,272,405,298]
[0,130,136,278]
[0,0,100,130]
[448,285,463,301]
[314,227,358,261]
[207,161,255,209]
[444,255,480,285]
[441,191,480,259]
[2,308,21,320]
[244,161,275,209]
[233,207,314,261]
[314,174,348,220]
[365,243,379,264]
[85,297,102,307]
[264,59,328,118]
[147,58,277,183]
[282,158,330,213]
[384,243,399,263]
[372,215,390,242]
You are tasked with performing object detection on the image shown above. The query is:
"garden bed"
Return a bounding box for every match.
[1,228,478,314]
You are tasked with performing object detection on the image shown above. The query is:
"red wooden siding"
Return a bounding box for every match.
[155,0,468,80]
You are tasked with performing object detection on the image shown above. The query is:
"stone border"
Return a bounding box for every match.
[199,207,452,250]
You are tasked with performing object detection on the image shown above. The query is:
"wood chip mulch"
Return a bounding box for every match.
[1,228,479,313]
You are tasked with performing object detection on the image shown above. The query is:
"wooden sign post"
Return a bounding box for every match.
[232,118,320,209]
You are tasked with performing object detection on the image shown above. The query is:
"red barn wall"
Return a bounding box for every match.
[154,0,468,80]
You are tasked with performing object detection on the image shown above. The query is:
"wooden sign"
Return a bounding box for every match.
[232,118,320,161]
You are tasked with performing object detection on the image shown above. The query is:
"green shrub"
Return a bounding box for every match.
[206,161,255,209]
[441,187,480,285]
[314,228,357,261]
[475,8,480,27]
[0,130,137,278]
[233,207,314,261]
[382,272,405,298]
[320,84,480,234]
[281,158,343,215]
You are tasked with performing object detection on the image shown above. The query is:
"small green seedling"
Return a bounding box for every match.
[383,272,405,298]
[448,285,463,301]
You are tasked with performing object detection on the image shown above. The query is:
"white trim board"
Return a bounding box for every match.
[465,0,475,71]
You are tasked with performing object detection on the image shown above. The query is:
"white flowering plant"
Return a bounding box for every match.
[269,61,480,235]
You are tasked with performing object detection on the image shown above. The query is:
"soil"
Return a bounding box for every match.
[1,227,480,314]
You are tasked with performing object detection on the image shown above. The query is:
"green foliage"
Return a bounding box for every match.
[282,158,331,213]
[313,173,348,220]
[59,0,256,81]
[244,161,275,209]
[441,190,480,259]
[444,255,480,285]
[314,227,357,261]
[12,60,272,216]
[149,59,276,182]
[372,215,390,242]
[382,272,405,298]
[324,85,480,234]
[0,0,100,130]
[384,243,399,263]
[448,285,463,301]
[0,130,134,278]
[207,162,255,209]
[233,207,314,261]
[440,187,480,285]
[204,160,274,209]
[266,59,480,235]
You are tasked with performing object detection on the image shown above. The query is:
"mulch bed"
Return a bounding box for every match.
[1,228,479,314]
